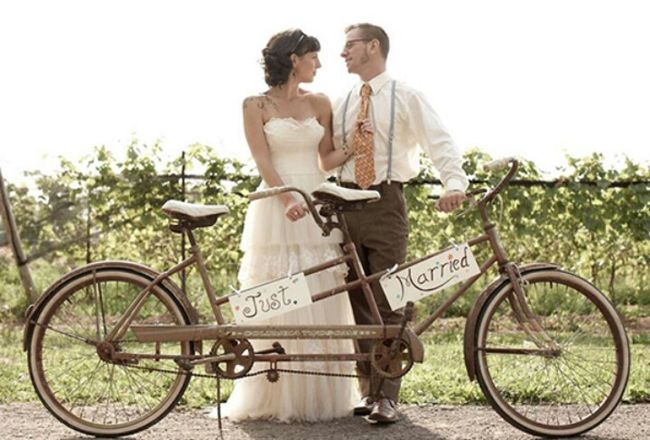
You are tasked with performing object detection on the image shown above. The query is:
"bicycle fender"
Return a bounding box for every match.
[23,260,198,351]
[462,262,558,381]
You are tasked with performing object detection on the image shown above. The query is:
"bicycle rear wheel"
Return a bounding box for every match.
[27,267,193,437]
[474,269,629,437]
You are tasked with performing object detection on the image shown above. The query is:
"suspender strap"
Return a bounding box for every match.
[341,89,353,145]
[387,79,397,184]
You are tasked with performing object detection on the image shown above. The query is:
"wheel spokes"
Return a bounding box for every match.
[477,273,626,435]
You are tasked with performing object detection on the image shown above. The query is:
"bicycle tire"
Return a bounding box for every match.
[27,267,193,437]
[474,269,630,438]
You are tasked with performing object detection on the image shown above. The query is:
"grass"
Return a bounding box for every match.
[2,322,648,409]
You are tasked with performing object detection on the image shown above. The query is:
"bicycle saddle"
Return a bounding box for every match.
[311,182,380,206]
[161,200,229,229]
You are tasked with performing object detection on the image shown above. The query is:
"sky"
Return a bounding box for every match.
[1,0,649,185]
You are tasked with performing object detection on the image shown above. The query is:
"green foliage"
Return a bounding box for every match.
[407,149,649,318]
[3,141,258,318]
[1,143,648,321]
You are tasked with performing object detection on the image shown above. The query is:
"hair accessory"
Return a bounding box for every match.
[291,31,306,53]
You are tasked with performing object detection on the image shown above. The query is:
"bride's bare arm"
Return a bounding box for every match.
[315,94,354,172]
[243,96,306,219]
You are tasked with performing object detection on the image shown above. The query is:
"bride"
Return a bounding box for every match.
[216,29,366,422]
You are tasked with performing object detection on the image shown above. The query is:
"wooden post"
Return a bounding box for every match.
[181,151,187,293]
[0,168,39,303]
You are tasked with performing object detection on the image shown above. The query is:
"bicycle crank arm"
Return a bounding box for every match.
[188,353,237,367]
[255,342,286,355]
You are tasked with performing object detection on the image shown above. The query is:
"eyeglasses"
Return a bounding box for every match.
[342,38,370,51]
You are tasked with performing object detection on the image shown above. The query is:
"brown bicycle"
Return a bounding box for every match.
[24,158,630,438]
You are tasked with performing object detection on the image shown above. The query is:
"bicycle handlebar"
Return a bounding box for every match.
[247,157,519,227]
[248,186,292,201]
[481,157,519,204]
[483,157,516,172]
[248,185,326,231]
[428,188,487,200]
[428,157,518,206]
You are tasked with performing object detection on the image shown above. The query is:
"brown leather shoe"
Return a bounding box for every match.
[353,396,375,416]
[367,397,399,423]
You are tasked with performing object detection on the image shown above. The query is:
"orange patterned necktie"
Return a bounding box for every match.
[353,83,375,189]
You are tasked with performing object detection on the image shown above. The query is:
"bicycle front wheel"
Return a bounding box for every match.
[474,269,630,438]
[27,267,193,437]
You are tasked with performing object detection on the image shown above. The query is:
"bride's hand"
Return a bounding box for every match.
[358,118,374,135]
[284,200,307,222]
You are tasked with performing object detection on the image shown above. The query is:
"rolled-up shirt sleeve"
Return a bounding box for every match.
[407,90,469,193]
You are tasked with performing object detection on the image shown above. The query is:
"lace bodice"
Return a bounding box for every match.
[263,117,325,176]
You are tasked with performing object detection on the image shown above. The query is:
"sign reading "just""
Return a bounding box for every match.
[229,273,312,324]
[380,243,481,311]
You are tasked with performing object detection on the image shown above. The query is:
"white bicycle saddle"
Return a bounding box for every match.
[311,182,381,203]
[161,200,229,220]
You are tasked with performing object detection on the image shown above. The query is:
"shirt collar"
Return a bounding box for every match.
[360,71,392,96]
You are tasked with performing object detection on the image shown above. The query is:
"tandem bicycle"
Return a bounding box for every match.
[24,158,630,438]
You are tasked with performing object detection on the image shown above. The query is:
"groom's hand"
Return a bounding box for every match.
[436,190,466,213]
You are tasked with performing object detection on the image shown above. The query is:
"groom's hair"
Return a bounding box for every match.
[345,23,389,59]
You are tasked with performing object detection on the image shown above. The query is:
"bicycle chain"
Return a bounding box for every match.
[31,321,362,380]
[117,360,362,380]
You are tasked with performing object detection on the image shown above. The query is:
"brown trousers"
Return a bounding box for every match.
[341,181,408,402]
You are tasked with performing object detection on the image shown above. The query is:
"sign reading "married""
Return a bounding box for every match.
[380,243,481,311]
[229,273,312,324]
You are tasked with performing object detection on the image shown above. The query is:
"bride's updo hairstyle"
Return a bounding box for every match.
[262,29,320,87]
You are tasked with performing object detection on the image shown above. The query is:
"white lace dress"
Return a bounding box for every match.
[218,117,359,422]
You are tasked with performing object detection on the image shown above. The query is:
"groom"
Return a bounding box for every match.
[333,23,469,423]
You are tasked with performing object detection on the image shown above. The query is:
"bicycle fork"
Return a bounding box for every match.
[503,263,561,356]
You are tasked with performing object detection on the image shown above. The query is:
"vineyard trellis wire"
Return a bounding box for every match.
[13,173,649,267]
[1,146,648,315]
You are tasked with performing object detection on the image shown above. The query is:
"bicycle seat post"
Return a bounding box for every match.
[335,212,384,326]
[185,227,225,325]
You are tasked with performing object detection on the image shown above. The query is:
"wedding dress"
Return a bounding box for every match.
[217,116,359,422]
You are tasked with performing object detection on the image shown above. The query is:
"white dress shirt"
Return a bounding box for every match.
[333,71,469,193]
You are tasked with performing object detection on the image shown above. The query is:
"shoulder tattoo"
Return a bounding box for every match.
[243,96,279,112]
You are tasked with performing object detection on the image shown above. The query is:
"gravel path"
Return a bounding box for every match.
[1,403,648,440]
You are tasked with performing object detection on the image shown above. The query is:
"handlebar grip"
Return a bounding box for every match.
[483,157,516,172]
[248,186,290,201]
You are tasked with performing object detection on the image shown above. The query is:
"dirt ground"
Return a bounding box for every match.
[1,403,648,440]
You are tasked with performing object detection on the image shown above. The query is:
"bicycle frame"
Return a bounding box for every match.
[17,156,545,375]
[105,158,554,376]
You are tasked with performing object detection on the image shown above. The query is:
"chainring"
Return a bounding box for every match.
[208,338,254,379]
[370,337,414,379]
